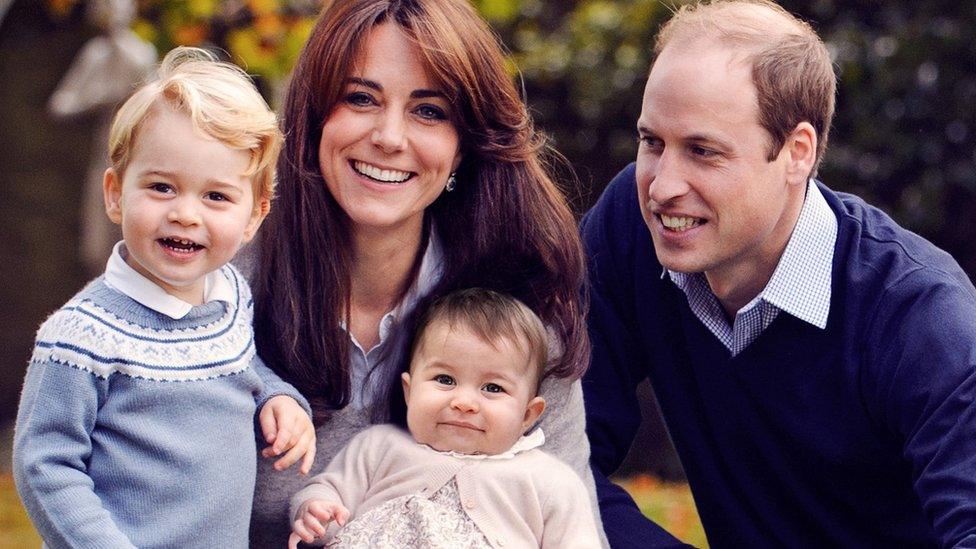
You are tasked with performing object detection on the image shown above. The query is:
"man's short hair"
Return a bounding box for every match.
[411,288,549,390]
[654,0,836,175]
[108,47,282,200]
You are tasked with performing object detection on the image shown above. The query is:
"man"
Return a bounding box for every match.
[582,1,976,547]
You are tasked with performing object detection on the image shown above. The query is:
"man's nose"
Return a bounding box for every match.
[647,150,690,205]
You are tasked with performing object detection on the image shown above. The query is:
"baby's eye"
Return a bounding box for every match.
[206,191,229,202]
[482,383,504,394]
[434,374,455,386]
[149,182,173,194]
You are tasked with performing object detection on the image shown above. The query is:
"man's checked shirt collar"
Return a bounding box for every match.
[665,180,838,356]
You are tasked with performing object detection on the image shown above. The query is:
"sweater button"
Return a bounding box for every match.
[496,538,505,546]
[464,500,476,509]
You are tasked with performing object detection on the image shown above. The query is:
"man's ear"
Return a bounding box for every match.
[243,197,271,243]
[401,372,412,402]
[521,396,546,431]
[784,121,817,186]
[103,168,123,225]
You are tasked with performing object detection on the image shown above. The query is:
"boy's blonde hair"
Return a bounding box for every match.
[410,289,550,390]
[108,47,282,200]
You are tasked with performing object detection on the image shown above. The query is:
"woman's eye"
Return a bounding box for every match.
[434,374,455,386]
[415,104,447,121]
[482,383,504,394]
[346,92,375,107]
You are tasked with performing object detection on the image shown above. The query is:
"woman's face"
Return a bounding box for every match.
[319,22,462,238]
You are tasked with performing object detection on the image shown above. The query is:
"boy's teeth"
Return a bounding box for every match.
[162,237,201,250]
[660,215,703,232]
[353,161,411,183]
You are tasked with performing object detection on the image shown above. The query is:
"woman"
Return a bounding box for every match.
[249,0,598,545]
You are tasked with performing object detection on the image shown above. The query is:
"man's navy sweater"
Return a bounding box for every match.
[583,164,976,548]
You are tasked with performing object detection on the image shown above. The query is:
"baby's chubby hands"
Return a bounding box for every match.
[258,395,316,474]
[288,500,350,548]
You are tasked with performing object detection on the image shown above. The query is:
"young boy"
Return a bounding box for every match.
[13,47,315,549]
[288,288,601,548]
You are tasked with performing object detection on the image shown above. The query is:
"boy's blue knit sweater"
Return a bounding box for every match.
[13,264,306,549]
[584,164,976,547]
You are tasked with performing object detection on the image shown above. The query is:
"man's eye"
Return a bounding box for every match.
[482,383,504,394]
[434,374,455,386]
[690,145,717,158]
[638,135,663,151]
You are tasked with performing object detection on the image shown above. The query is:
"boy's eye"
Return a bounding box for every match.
[434,374,455,386]
[206,191,229,202]
[482,383,504,394]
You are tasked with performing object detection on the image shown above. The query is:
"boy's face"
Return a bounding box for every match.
[402,320,546,455]
[103,103,269,304]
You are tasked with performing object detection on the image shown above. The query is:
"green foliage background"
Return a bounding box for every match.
[62,0,973,275]
[12,0,976,422]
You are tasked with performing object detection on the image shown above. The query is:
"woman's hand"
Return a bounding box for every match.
[288,499,350,548]
[258,395,316,474]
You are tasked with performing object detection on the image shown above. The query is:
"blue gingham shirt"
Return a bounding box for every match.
[667,180,837,356]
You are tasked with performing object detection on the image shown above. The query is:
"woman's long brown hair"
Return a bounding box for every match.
[252,0,589,422]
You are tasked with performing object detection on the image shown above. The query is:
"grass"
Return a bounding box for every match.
[0,473,705,548]
[0,475,40,548]
[616,474,708,548]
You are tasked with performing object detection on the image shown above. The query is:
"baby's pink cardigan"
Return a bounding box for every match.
[291,424,601,548]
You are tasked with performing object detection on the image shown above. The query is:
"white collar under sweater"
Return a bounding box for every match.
[431,428,545,461]
[104,241,235,319]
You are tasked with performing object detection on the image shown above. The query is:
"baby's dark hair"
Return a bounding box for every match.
[410,288,549,390]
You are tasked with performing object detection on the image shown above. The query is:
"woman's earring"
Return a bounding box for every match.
[445,172,457,192]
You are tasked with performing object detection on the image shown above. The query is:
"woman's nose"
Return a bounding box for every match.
[371,110,407,153]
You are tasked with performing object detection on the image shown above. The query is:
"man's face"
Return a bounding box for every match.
[636,42,802,294]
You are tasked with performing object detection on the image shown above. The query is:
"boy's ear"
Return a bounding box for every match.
[521,396,546,431]
[242,197,271,243]
[400,372,412,402]
[103,168,123,225]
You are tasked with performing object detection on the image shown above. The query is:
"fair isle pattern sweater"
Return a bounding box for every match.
[13,264,305,549]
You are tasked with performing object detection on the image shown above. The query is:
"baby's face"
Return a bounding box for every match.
[103,103,268,304]
[402,321,545,455]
